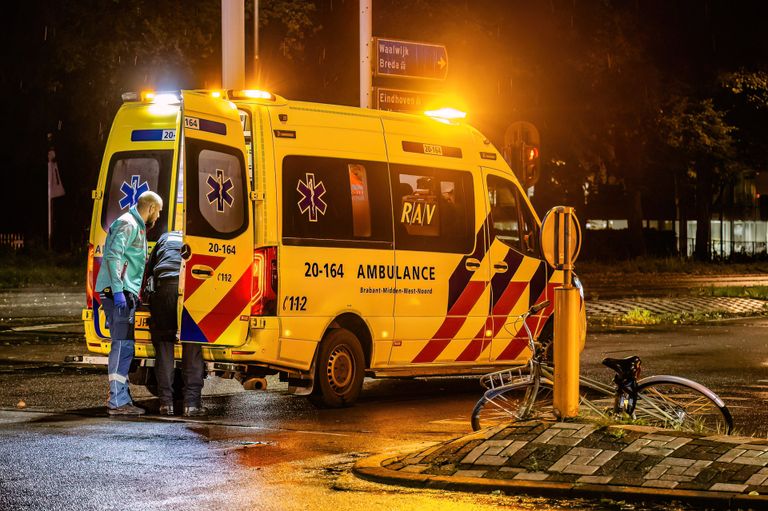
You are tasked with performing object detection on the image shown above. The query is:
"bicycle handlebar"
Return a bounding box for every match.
[528,300,550,315]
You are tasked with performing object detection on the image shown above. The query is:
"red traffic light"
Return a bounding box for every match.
[525,146,539,161]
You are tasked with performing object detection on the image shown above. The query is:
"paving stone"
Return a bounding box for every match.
[482,440,514,455]
[746,467,768,486]
[475,454,508,466]
[562,464,600,475]
[461,445,489,464]
[709,482,748,492]
[644,465,669,480]
[577,475,613,484]
[551,422,586,430]
[659,457,695,468]
[500,441,527,457]
[513,472,550,481]
[400,464,429,473]
[453,469,487,478]
[637,447,677,457]
[661,474,694,482]
[642,479,678,489]
[499,467,527,473]
[547,454,579,472]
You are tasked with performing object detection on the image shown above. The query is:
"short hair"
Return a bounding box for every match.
[137,191,163,210]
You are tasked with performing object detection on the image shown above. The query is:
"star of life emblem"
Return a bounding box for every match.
[297,173,327,222]
[206,169,235,213]
[119,175,150,209]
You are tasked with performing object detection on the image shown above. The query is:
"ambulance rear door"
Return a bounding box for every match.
[178,91,253,347]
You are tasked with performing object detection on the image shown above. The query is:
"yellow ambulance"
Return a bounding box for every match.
[83,90,586,407]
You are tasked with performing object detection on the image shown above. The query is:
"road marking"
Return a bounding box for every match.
[11,322,80,332]
[0,409,54,424]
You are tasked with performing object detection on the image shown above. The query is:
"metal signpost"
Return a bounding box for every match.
[540,206,582,419]
[374,38,448,81]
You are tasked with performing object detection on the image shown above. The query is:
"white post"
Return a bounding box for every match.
[359,0,372,108]
[222,0,246,89]
[47,173,52,250]
[253,0,259,83]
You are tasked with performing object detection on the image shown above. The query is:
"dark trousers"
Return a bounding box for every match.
[149,279,205,406]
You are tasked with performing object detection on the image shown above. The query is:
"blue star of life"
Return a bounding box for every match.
[119,175,150,209]
[297,173,327,222]
[206,169,235,213]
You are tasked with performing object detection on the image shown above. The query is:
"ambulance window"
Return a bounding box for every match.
[391,165,474,253]
[487,175,539,256]
[101,150,172,242]
[282,156,392,247]
[184,139,248,239]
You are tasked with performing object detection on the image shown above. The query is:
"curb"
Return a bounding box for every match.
[353,452,768,508]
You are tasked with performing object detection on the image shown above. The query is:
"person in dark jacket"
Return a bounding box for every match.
[145,230,207,417]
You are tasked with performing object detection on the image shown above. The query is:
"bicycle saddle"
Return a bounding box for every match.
[602,356,642,379]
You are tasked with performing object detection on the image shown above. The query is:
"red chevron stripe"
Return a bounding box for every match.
[411,280,487,363]
[184,254,225,298]
[495,283,557,360]
[197,265,252,342]
[455,281,528,362]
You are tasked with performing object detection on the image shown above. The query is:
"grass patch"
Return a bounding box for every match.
[621,308,660,325]
[591,307,763,327]
[578,256,768,275]
[0,249,84,289]
[698,285,768,300]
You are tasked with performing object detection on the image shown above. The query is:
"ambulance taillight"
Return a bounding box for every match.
[86,243,95,309]
[251,247,277,315]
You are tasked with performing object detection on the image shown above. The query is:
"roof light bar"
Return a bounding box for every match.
[229,89,275,101]
[424,108,467,120]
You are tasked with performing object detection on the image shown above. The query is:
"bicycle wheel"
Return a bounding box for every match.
[635,376,733,435]
[471,379,555,431]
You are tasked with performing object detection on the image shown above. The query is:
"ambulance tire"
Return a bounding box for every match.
[310,328,365,408]
[538,319,554,365]
[142,367,184,401]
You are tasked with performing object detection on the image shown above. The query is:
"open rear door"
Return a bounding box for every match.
[179,91,253,347]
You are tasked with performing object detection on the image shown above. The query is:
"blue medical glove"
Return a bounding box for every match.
[113,291,127,310]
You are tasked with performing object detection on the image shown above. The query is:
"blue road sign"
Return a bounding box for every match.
[375,38,448,80]
[375,87,441,113]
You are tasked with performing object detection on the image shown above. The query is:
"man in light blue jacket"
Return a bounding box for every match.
[96,191,163,416]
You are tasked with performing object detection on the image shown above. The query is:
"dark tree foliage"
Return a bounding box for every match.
[3,0,768,260]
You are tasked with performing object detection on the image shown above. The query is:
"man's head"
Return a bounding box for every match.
[136,191,163,229]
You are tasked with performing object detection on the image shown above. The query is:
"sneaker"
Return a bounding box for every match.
[108,403,145,416]
[159,404,174,416]
[183,406,208,417]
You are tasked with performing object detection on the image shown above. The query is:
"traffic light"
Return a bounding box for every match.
[522,143,540,188]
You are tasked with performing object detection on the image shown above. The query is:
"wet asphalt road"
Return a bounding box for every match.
[0,288,766,510]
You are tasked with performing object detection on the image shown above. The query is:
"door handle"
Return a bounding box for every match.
[190,265,213,279]
[493,261,509,273]
[465,258,481,271]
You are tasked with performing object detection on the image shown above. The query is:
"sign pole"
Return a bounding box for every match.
[541,206,582,420]
[359,0,372,108]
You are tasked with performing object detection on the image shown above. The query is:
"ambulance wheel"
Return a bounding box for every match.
[310,328,365,408]
[538,319,554,364]
[138,367,184,401]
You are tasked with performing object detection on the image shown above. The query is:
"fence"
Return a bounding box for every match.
[0,233,24,250]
